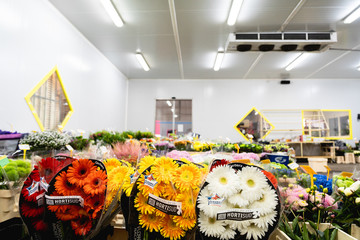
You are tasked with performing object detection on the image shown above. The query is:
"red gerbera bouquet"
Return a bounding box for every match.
[45,159,108,239]
[19,165,49,239]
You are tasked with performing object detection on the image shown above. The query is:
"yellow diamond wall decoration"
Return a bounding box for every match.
[234,107,274,142]
[25,66,73,132]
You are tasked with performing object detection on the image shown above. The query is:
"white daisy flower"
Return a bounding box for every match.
[248,185,278,215]
[251,210,277,229]
[226,219,251,231]
[220,225,237,240]
[227,190,250,207]
[198,212,226,238]
[197,186,229,217]
[238,167,268,202]
[206,166,241,198]
[239,223,266,240]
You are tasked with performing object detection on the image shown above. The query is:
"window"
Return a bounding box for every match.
[25,67,73,131]
[302,109,352,139]
[155,99,192,136]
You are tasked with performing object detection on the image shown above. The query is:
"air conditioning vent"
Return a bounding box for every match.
[226,32,337,52]
[284,33,306,40]
[260,33,282,40]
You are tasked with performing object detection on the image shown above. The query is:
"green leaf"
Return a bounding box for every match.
[330,228,337,240]
[316,229,325,238]
[292,217,299,231]
[301,223,310,240]
[308,220,318,232]
[324,228,330,240]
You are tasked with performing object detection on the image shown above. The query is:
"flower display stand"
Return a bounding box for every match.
[269,228,291,240]
[336,156,345,164]
[0,190,20,222]
[289,222,357,240]
[351,224,360,239]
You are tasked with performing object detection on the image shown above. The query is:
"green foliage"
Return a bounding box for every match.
[89,130,125,145]
[69,136,90,150]
[280,216,338,240]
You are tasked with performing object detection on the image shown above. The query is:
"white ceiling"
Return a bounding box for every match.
[49,0,360,80]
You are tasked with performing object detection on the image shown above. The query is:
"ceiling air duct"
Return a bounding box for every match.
[226,32,337,52]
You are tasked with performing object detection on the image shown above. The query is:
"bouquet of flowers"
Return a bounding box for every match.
[232,152,260,162]
[0,159,32,189]
[332,180,360,233]
[166,150,193,162]
[196,160,280,240]
[20,131,71,151]
[44,159,107,239]
[112,140,149,165]
[128,156,207,240]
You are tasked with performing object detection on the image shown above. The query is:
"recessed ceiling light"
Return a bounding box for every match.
[136,53,150,71]
[285,53,309,71]
[357,66,360,71]
[344,5,360,24]
[100,0,124,27]
[166,100,172,107]
[213,51,225,71]
[227,0,244,26]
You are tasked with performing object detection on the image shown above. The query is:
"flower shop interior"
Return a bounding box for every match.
[1,0,360,239]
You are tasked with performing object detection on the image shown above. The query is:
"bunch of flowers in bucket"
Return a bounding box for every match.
[196,160,281,240]
[128,156,207,240]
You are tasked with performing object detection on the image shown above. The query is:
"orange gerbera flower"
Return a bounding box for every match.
[173,164,201,192]
[134,191,155,215]
[172,215,196,231]
[55,205,81,221]
[71,215,92,236]
[262,170,278,189]
[67,159,97,187]
[160,215,186,240]
[139,212,162,232]
[83,170,107,196]
[84,194,104,216]
[55,171,77,196]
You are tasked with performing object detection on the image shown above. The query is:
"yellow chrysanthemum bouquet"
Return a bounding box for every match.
[127,156,208,240]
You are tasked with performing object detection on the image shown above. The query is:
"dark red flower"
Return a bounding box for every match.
[38,157,64,183]
[20,200,44,218]
[210,159,230,172]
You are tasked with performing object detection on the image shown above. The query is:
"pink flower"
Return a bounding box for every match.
[166,150,193,162]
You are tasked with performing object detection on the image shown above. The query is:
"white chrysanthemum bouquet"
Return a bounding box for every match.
[196,160,281,240]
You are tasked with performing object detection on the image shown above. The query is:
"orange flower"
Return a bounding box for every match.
[160,215,185,240]
[55,171,77,196]
[55,205,81,221]
[71,215,92,236]
[84,194,104,218]
[173,164,201,192]
[67,159,97,187]
[83,170,107,196]
[262,170,278,189]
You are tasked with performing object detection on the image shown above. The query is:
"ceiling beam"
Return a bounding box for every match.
[168,0,184,79]
[279,0,307,32]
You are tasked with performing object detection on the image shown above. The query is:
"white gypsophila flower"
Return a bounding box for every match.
[206,166,241,198]
[198,212,226,238]
[237,166,268,202]
[227,190,250,207]
[248,185,278,216]
[226,219,250,232]
[197,186,229,218]
[220,225,237,240]
[250,210,277,229]
[239,223,266,240]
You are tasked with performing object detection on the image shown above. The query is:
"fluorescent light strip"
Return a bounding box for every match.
[136,53,150,71]
[100,0,124,27]
[166,100,172,107]
[285,53,309,71]
[344,5,360,24]
[227,0,244,26]
[213,51,225,71]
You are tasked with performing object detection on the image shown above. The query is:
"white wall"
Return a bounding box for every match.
[0,0,128,134]
[127,79,360,144]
